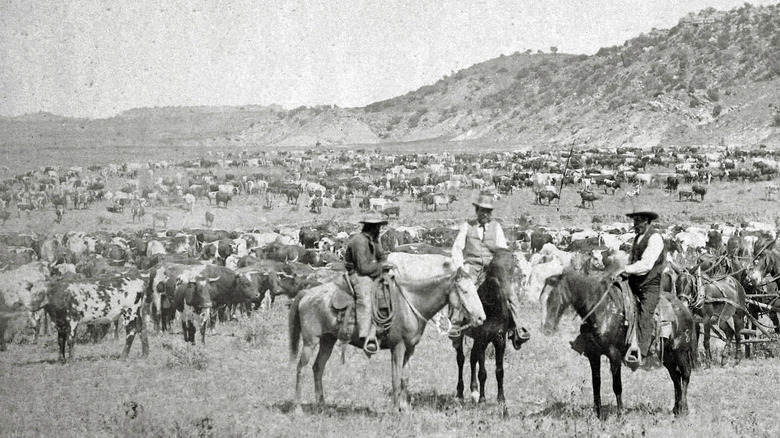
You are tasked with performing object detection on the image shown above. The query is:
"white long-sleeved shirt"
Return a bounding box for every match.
[624,231,665,276]
[451,221,508,268]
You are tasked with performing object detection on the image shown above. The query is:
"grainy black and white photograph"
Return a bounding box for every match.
[2,0,780,436]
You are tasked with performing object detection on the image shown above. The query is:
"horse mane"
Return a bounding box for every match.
[479,248,516,310]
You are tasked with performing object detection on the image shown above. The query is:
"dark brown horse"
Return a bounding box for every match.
[745,235,780,334]
[676,270,746,366]
[452,248,521,404]
[540,271,696,418]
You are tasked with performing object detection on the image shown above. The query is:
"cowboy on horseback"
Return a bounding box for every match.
[344,215,395,356]
[613,209,665,369]
[451,192,530,350]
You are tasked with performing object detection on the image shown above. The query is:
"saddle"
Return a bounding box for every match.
[330,272,396,343]
[615,281,676,347]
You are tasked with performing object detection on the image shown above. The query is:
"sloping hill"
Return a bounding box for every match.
[2,3,779,153]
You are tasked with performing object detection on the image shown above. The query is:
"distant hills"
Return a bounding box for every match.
[2,3,779,153]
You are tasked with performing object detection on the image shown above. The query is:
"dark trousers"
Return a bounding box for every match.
[631,279,661,356]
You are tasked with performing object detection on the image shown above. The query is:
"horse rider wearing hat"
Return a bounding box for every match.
[451,192,530,350]
[612,209,664,369]
[344,215,394,356]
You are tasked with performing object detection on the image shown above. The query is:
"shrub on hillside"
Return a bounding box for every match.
[712,104,723,117]
[165,342,209,370]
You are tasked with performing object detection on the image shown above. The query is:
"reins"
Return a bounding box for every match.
[578,279,613,323]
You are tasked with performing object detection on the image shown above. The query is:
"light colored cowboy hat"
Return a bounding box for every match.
[472,192,495,210]
[359,214,389,225]
[625,208,659,221]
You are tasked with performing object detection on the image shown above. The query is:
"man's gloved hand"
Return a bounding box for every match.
[610,270,628,283]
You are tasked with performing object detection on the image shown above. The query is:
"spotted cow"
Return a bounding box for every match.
[36,273,150,362]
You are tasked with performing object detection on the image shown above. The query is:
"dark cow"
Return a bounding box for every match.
[706,229,724,254]
[692,185,707,201]
[382,205,401,217]
[331,199,351,208]
[309,196,323,214]
[205,211,214,228]
[578,190,598,208]
[536,190,559,205]
[195,229,233,243]
[36,273,149,362]
[234,266,281,308]
[530,229,554,253]
[666,176,680,193]
[285,189,300,204]
[201,239,233,264]
[215,192,232,208]
[381,228,413,252]
[299,227,324,249]
[603,180,621,195]
[679,190,695,202]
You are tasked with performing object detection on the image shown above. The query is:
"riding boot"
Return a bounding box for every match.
[356,293,378,357]
[624,332,642,371]
[506,288,530,350]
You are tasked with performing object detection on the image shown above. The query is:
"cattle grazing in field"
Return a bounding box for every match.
[577,190,598,208]
[603,179,621,195]
[55,205,65,223]
[666,176,680,193]
[36,273,149,362]
[131,203,145,223]
[205,211,214,227]
[285,189,300,204]
[692,185,707,201]
[422,193,456,211]
[215,192,232,208]
[382,205,400,217]
[309,196,323,214]
[536,190,559,205]
[152,212,170,228]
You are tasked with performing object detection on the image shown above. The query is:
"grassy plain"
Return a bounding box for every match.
[1,142,780,437]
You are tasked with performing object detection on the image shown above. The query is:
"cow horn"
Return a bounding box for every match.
[208,277,220,283]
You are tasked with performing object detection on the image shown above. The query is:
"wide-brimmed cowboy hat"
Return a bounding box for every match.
[625,208,659,221]
[359,214,389,225]
[472,193,495,210]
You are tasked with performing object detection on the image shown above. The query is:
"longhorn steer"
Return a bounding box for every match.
[36,273,150,362]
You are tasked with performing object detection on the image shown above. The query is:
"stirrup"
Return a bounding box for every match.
[623,348,641,371]
[363,337,379,356]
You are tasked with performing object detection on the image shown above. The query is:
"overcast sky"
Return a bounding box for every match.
[1,0,776,119]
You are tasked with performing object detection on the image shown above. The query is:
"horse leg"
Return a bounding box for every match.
[703,319,712,368]
[476,341,488,404]
[609,358,623,416]
[400,345,416,411]
[495,337,506,404]
[391,343,407,412]
[294,342,315,413]
[313,336,336,407]
[587,354,604,419]
[455,337,465,399]
[468,339,483,403]
[732,314,744,365]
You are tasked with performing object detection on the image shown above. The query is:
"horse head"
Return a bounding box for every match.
[539,274,569,335]
[448,268,486,331]
[675,269,699,308]
[479,249,521,319]
[747,237,780,286]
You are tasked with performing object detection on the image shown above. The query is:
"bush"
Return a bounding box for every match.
[237,312,272,348]
[707,88,720,102]
[773,112,780,127]
[165,342,209,370]
[712,104,723,117]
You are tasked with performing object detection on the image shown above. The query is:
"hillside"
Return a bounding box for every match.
[2,3,780,153]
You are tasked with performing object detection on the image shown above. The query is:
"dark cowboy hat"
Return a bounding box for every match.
[359,214,389,225]
[472,192,495,210]
[625,208,659,221]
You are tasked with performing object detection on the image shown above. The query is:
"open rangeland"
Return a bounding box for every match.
[1,142,780,437]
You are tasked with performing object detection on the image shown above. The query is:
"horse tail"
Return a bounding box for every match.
[288,291,305,361]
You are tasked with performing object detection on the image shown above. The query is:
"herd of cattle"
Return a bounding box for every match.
[1,144,780,362]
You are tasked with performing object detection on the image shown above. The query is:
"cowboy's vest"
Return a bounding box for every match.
[463,219,500,266]
[629,227,665,288]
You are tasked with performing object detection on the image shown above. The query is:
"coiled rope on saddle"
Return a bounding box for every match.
[371,272,397,334]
